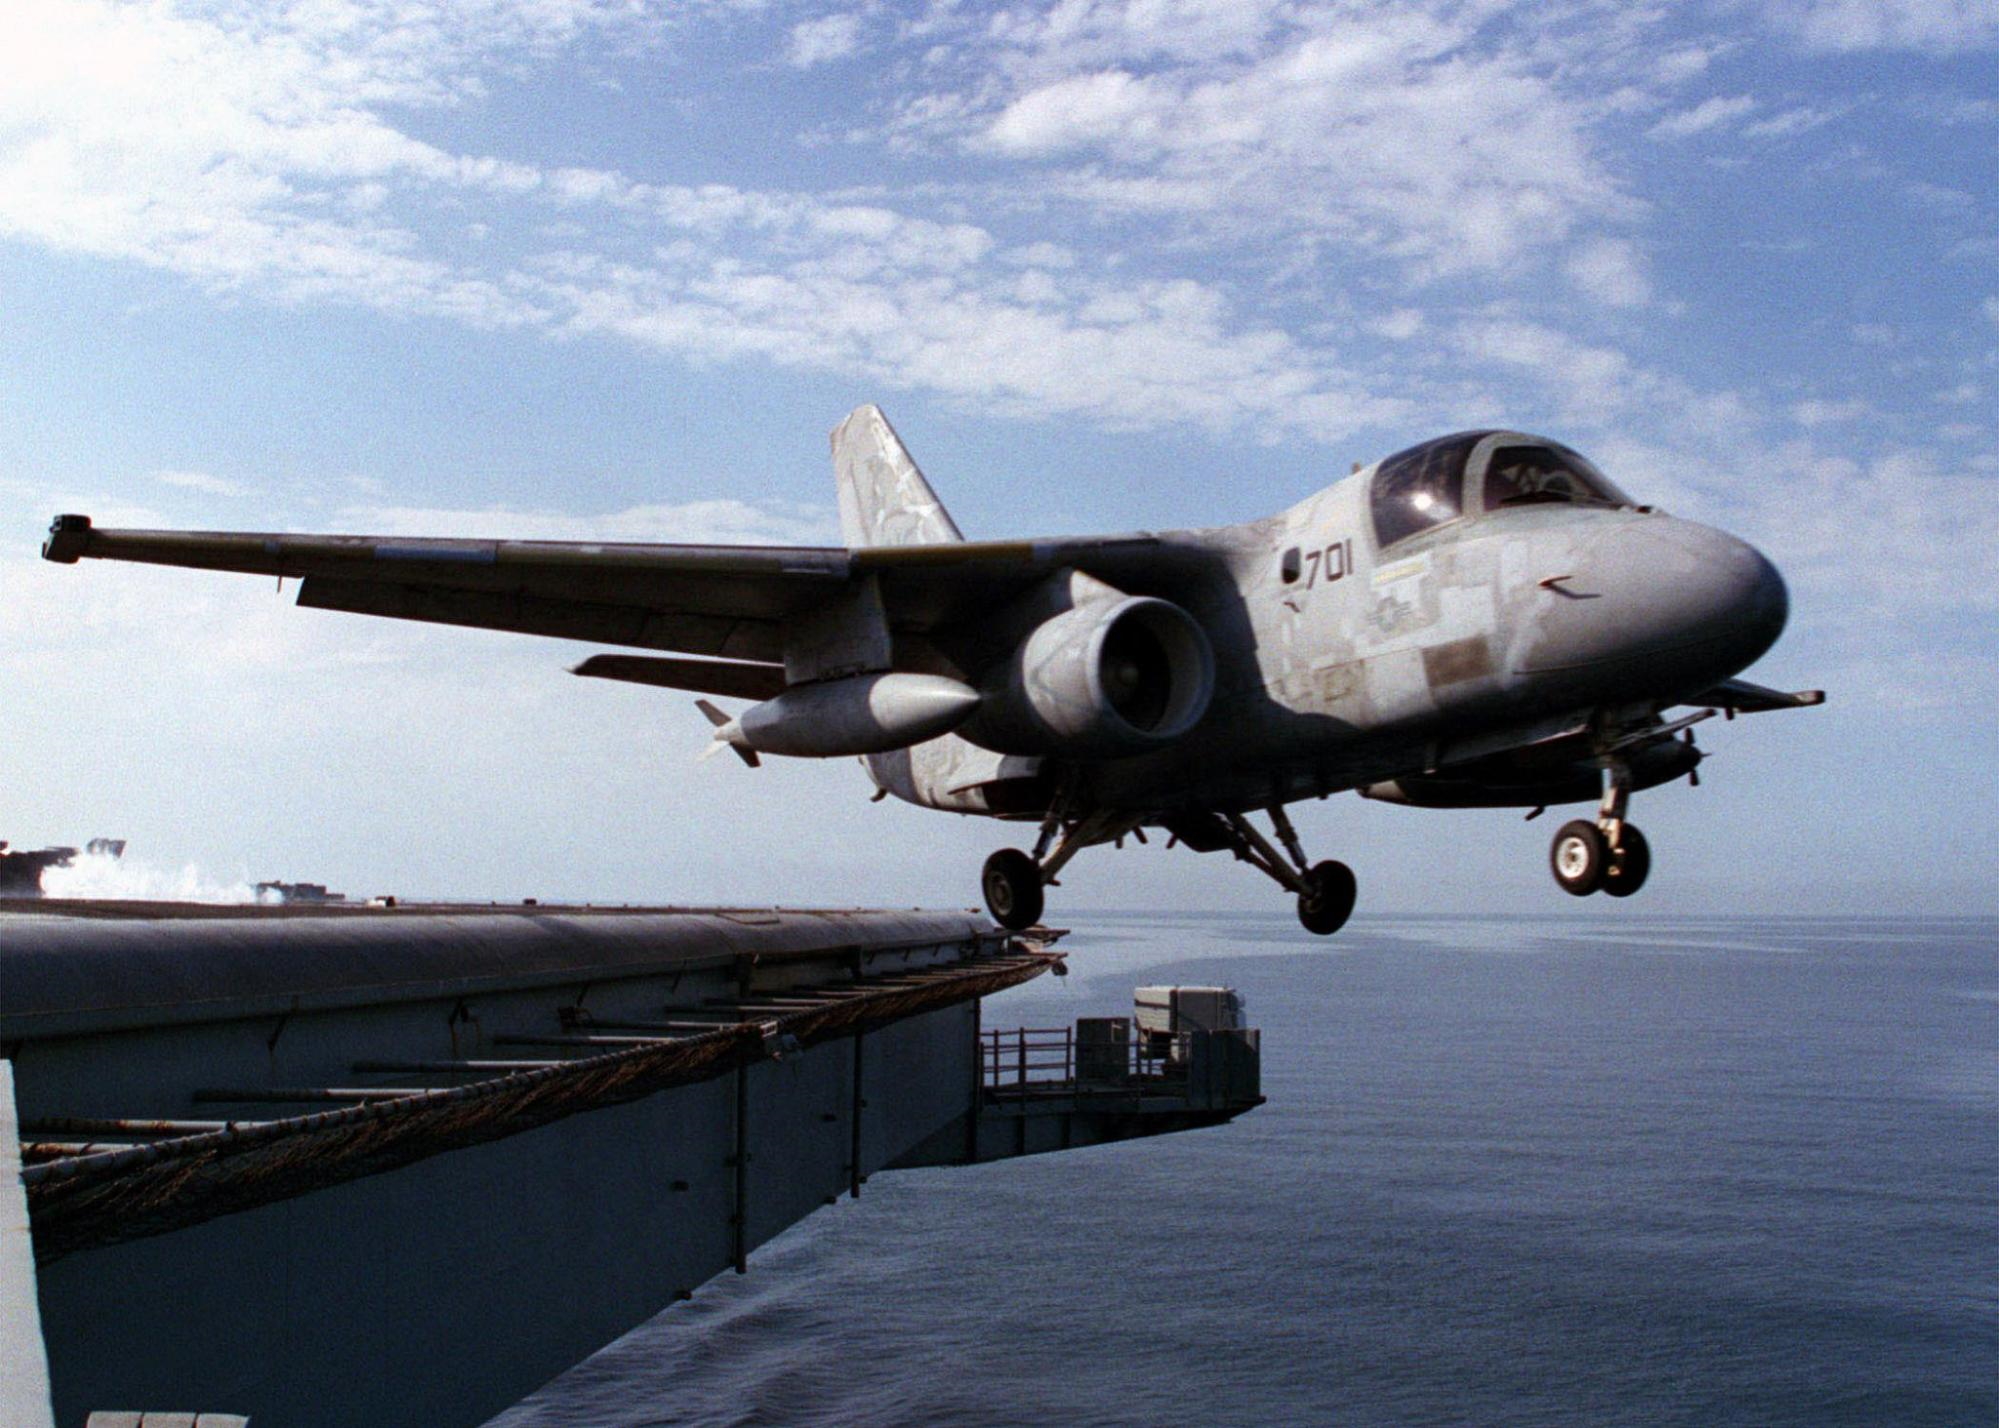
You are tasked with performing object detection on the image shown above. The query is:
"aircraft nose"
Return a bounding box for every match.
[1522,516,1788,689]
[1629,518,1787,664]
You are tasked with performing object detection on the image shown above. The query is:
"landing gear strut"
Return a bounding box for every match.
[1221,805,1356,936]
[982,803,1140,931]
[1550,758,1650,898]
[979,801,1356,935]
[1601,825,1650,897]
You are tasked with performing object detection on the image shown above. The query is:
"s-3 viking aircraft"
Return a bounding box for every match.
[44,406,1820,932]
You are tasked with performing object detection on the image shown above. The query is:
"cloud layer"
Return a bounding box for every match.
[1,1,1995,912]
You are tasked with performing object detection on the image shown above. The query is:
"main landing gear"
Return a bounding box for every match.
[1549,759,1651,898]
[980,802,1357,937]
[980,848,1043,930]
[1246,805,1356,937]
[981,805,1132,934]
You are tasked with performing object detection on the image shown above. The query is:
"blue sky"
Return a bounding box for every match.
[1,0,1994,915]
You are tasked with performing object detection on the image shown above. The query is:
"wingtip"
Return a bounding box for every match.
[42,513,93,564]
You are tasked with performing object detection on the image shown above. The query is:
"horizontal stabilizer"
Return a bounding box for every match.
[1687,678,1826,715]
[573,654,786,701]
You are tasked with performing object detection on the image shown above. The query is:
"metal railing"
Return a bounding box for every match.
[981,1025,1186,1099]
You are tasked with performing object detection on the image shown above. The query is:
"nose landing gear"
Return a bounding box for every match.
[1549,759,1651,898]
[1550,819,1608,895]
[1600,824,1649,896]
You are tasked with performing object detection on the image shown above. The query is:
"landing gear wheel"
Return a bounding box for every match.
[1297,860,1357,936]
[1550,820,1608,897]
[1602,824,1650,898]
[981,848,1044,930]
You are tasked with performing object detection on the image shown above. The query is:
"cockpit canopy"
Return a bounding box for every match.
[1369,431,1631,550]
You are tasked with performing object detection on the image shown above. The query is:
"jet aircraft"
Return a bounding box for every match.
[43,406,1820,932]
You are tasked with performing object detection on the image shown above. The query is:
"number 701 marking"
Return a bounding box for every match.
[1303,538,1354,590]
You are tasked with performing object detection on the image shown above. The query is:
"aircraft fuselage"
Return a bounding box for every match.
[870,445,1787,821]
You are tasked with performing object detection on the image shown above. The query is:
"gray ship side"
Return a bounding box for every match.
[1,901,1260,1426]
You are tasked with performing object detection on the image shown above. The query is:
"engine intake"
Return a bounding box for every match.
[960,585,1214,756]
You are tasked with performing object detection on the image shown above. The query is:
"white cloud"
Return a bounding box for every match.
[1650,43,1721,86]
[1769,0,1999,53]
[1739,442,1999,618]
[1371,308,1425,340]
[0,0,1431,447]
[1905,179,1974,212]
[0,0,562,321]
[0,0,1973,507]
[1790,397,1868,425]
[975,0,1294,71]
[983,70,1167,155]
[3,1,1995,916]
[155,469,257,497]
[1455,318,1651,427]
[333,498,837,545]
[1565,237,1651,308]
[1648,95,1757,139]
[1001,241,1078,269]
[539,253,1410,440]
[787,13,863,69]
[916,9,1636,278]
[1742,104,1837,139]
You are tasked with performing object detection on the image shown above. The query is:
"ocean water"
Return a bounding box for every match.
[493,915,1999,1427]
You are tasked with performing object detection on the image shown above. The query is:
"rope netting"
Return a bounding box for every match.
[27,951,1054,1264]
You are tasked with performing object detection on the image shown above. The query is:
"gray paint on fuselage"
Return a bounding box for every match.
[871,453,1787,824]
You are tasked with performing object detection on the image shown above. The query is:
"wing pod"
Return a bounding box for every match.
[1361,736,1700,809]
[958,573,1215,757]
[717,673,981,760]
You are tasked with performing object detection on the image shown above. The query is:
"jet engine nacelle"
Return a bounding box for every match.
[732,672,981,758]
[959,589,1215,757]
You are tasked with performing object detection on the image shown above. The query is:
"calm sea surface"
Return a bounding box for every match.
[492,915,1998,1427]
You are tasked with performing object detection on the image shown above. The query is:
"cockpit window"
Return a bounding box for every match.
[1481,444,1627,511]
[1369,432,1483,549]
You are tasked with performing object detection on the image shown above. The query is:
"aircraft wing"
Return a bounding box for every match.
[1684,677,1826,715]
[41,515,1189,666]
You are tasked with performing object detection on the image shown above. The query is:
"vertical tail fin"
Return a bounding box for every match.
[831,405,964,548]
